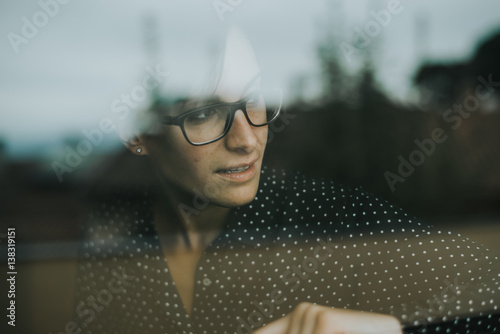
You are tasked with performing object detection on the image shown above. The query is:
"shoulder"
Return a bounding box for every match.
[344,185,430,236]
[257,166,428,234]
[259,166,394,216]
[258,166,353,205]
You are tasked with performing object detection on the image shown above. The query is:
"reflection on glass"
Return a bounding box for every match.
[0,2,499,334]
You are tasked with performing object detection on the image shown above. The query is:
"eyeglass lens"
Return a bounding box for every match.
[183,93,278,144]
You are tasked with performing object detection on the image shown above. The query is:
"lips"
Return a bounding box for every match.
[215,159,258,182]
[216,159,258,174]
[217,165,251,174]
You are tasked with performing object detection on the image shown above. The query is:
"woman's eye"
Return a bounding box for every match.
[185,108,218,124]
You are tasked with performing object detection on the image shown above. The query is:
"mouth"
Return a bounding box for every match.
[216,165,251,174]
[215,159,258,181]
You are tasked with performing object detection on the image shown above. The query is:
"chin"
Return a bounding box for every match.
[213,178,261,208]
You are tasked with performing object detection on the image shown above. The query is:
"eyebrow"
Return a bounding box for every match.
[182,97,221,109]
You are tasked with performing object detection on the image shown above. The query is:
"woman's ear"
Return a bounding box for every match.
[123,135,148,155]
[118,125,148,155]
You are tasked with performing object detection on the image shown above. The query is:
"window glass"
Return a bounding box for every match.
[1,1,499,333]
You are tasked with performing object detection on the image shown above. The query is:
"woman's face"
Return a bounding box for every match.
[140,30,268,208]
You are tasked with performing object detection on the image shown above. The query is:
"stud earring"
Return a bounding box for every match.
[136,147,143,154]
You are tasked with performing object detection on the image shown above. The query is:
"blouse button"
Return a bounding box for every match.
[202,278,212,286]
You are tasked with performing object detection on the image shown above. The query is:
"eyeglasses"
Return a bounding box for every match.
[160,90,282,146]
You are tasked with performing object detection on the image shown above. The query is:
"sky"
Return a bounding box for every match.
[1,0,500,157]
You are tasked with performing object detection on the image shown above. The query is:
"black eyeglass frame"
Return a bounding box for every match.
[160,90,282,146]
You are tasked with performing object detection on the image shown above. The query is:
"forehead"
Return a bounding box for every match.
[160,27,261,114]
[214,28,261,101]
[169,75,261,116]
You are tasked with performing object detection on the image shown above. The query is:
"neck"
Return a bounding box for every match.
[154,182,230,253]
[183,204,230,250]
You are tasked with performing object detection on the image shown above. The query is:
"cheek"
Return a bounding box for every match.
[258,126,269,144]
[190,146,220,169]
[155,131,214,177]
[144,129,192,171]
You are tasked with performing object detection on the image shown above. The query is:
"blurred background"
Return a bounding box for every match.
[1,0,500,333]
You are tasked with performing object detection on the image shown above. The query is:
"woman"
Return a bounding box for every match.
[75,28,499,334]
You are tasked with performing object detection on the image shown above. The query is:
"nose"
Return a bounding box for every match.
[224,109,259,153]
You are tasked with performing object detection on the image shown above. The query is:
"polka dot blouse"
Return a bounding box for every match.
[75,167,500,333]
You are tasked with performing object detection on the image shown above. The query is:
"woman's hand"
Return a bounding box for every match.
[252,302,402,334]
